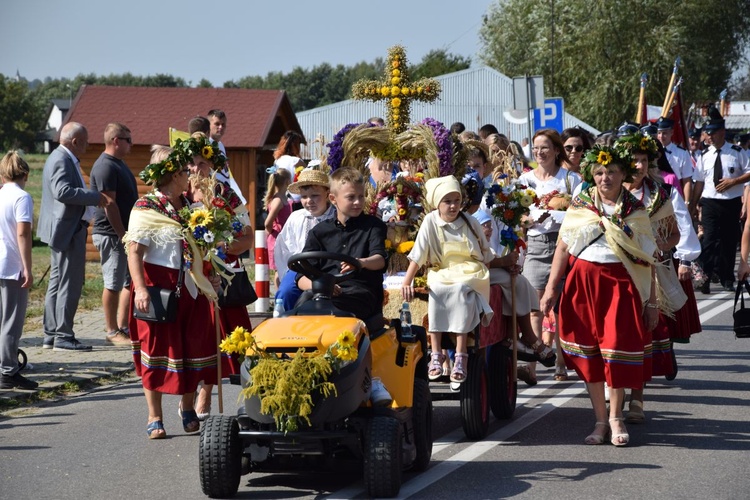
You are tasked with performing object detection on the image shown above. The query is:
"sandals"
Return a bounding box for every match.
[428,352,446,381]
[178,404,200,433]
[516,365,538,386]
[625,400,646,424]
[450,353,468,384]
[146,419,166,439]
[529,340,556,367]
[584,421,609,445]
[554,364,568,381]
[609,417,630,446]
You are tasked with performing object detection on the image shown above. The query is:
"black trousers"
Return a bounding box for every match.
[699,197,742,285]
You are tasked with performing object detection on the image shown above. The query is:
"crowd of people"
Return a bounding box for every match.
[1,106,748,450]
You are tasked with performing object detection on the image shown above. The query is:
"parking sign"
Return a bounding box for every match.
[533,98,564,132]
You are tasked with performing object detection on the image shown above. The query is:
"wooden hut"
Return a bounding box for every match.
[62,85,304,260]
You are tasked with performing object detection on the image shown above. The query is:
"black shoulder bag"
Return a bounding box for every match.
[733,280,750,339]
[133,263,183,323]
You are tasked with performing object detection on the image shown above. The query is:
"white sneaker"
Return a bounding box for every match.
[370,377,393,407]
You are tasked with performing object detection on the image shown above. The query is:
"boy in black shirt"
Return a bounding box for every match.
[298,167,387,321]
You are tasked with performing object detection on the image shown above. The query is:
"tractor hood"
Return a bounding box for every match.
[251,316,366,353]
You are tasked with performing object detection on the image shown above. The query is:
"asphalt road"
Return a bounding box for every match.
[2,289,749,500]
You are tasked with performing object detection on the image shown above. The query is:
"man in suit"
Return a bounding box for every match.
[38,122,110,351]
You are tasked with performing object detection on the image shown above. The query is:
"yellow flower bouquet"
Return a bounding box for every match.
[221,327,359,433]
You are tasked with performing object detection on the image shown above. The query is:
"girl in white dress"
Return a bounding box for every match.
[401,176,494,383]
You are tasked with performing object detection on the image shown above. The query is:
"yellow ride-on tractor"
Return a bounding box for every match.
[199,252,433,498]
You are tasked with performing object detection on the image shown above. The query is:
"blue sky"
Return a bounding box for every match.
[2,0,493,86]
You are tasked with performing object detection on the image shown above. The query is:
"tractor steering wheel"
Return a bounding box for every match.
[287,251,363,284]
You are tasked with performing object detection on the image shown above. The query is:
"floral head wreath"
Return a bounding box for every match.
[139,155,183,185]
[173,135,226,170]
[579,143,635,184]
[614,132,659,161]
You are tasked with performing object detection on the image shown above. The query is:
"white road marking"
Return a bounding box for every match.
[330,292,733,498]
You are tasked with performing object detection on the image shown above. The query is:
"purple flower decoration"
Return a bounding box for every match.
[421,118,453,176]
[327,123,374,171]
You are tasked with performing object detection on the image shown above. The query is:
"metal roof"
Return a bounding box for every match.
[297,66,600,156]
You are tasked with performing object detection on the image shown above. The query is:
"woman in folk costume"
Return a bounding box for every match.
[401,176,494,384]
[175,133,254,421]
[540,144,658,447]
[126,146,219,439]
[618,132,686,424]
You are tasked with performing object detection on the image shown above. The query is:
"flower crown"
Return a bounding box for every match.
[173,135,226,170]
[139,155,182,185]
[614,132,659,160]
[579,143,634,184]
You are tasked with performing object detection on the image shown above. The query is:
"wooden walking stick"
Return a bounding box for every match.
[510,273,518,384]
[215,303,223,414]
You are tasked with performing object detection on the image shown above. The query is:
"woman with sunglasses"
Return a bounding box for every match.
[561,127,592,173]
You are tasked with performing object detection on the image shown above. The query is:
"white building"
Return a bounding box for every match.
[296,66,599,157]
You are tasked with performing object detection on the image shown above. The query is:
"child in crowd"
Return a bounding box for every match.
[274,169,336,310]
[264,167,292,288]
[296,167,391,406]
[0,151,37,390]
[401,176,494,384]
[298,167,388,321]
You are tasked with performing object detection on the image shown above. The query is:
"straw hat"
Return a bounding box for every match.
[288,168,330,194]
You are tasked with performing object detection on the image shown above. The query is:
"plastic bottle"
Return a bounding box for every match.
[273,298,285,318]
[400,302,413,340]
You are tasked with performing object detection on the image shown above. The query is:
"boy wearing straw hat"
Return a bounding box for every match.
[273,168,335,309]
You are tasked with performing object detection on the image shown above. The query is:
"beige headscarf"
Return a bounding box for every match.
[425,175,462,210]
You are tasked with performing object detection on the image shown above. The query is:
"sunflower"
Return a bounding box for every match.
[597,150,613,166]
[202,145,214,159]
[337,330,355,348]
[188,208,213,230]
[336,346,358,362]
[639,137,651,150]
[164,160,177,173]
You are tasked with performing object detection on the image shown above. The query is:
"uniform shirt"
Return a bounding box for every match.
[693,142,750,200]
[662,142,693,181]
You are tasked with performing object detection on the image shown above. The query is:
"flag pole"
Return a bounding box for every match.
[663,77,683,119]
[215,303,224,414]
[636,73,648,124]
[661,57,681,117]
[720,89,728,117]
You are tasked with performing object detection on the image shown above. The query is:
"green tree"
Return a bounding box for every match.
[0,74,42,150]
[411,49,471,79]
[197,78,213,88]
[479,0,750,130]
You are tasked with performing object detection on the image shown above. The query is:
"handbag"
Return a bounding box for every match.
[219,267,258,308]
[133,264,183,323]
[732,280,750,339]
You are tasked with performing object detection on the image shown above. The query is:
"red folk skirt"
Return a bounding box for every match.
[129,262,217,395]
[558,258,648,390]
[668,271,702,343]
[649,314,674,379]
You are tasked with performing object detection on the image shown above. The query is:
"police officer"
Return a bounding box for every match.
[691,108,750,293]
[656,117,693,201]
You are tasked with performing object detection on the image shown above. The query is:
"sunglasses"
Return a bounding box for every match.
[564,145,584,152]
[117,137,132,144]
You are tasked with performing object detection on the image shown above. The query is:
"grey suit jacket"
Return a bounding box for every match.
[36,146,102,251]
